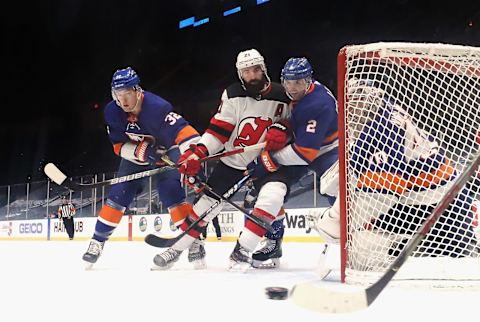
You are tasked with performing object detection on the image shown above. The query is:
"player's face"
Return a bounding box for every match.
[283,79,308,101]
[240,65,264,84]
[113,88,140,113]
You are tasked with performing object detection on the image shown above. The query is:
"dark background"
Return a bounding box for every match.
[1,0,479,185]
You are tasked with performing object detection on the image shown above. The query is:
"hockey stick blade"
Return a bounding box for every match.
[145,234,179,247]
[292,150,480,313]
[291,283,368,313]
[44,163,68,186]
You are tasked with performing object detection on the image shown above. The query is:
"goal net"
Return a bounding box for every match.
[337,42,480,286]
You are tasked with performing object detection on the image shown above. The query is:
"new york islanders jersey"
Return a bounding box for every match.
[199,82,290,170]
[352,100,455,194]
[273,82,338,166]
[104,91,198,157]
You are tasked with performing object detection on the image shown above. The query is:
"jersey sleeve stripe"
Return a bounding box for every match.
[322,130,339,144]
[409,158,455,189]
[206,118,235,143]
[356,159,455,193]
[272,145,308,166]
[113,143,123,156]
[210,117,235,131]
[292,143,319,163]
[175,125,199,145]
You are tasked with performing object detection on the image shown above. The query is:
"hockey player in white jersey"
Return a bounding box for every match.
[248,57,339,268]
[152,48,291,270]
[309,78,478,258]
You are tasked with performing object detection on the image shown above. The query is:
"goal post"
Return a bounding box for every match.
[337,42,480,286]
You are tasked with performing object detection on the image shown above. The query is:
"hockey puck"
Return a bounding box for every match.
[265,286,289,300]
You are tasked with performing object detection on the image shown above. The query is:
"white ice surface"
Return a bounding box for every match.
[0,240,478,322]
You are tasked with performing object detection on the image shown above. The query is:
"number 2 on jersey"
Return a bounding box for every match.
[306,120,317,133]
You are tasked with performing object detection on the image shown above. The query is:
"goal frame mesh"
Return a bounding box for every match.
[337,42,480,286]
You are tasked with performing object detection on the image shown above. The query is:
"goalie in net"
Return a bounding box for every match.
[310,77,480,273]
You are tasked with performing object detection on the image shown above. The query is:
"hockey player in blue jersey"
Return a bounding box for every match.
[82,67,202,268]
[248,57,339,268]
[309,78,478,259]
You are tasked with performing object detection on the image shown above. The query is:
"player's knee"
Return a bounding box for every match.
[257,182,287,203]
[168,201,193,227]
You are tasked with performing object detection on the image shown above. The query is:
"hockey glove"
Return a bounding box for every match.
[248,151,280,180]
[265,121,289,151]
[177,144,209,176]
[134,141,167,166]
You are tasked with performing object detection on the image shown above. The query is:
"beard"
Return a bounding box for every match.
[244,77,268,96]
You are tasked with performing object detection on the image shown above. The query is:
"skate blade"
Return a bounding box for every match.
[228,261,251,273]
[252,258,280,269]
[84,262,94,270]
[150,264,174,271]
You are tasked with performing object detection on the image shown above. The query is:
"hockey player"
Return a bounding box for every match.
[309,78,478,258]
[152,48,291,270]
[82,67,201,268]
[249,57,339,268]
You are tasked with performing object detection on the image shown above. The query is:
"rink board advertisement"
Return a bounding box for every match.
[0,207,325,242]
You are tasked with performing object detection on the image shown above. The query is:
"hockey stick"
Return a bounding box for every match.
[43,143,266,192]
[162,156,275,233]
[202,142,266,162]
[291,150,480,313]
[145,173,252,248]
[44,163,178,192]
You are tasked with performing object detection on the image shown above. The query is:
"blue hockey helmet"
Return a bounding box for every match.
[281,57,314,100]
[111,67,141,90]
[281,57,313,81]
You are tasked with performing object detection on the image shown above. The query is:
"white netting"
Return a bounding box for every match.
[340,42,480,285]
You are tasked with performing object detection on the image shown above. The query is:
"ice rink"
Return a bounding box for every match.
[0,240,478,322]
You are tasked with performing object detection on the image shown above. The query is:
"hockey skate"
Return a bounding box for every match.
[252,238,282,269]
[228,241,252,272]
[82,239,105,269]
[152,248,182,270]
[188,239,206,269]
[306,208,340,244]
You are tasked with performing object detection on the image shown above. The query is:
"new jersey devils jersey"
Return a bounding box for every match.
[199,82,290,170]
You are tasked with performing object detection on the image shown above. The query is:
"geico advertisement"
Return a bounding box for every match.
[3,220,48,238]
